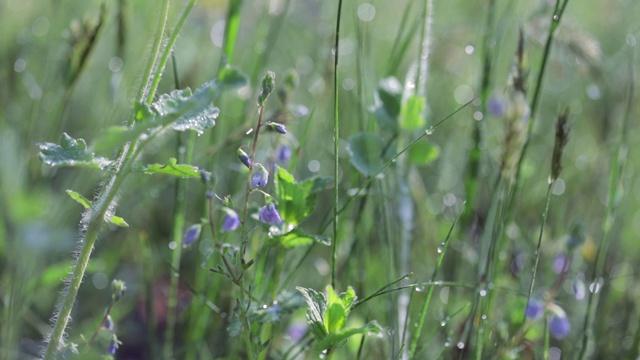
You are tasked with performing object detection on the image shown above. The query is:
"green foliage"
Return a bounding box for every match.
[37,133,112,170]
[408,141,440,166]
[371,77,403,132]
[297,285,382,351]
[401,94,426,130]
[139,158,206,179]
[347,132,386,177]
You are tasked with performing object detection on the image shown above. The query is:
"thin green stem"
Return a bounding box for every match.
[331,0,344,290]
[577,48,634,360]
[147,0,196,104]
[522,182,554,326]
[44,1,175,357]
[409,204,464,359]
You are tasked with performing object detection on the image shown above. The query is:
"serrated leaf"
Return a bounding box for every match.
[316,321,383,351]
[66,190,92,209]
[37,133,112,170]
[297,286,328,340]
[268,228,331,248]
[109,216,129,227]
[139,158,205,178]
[94,81,220,152]
[408,141,440,166]
[347,132,385,177]
[401,94,426,130]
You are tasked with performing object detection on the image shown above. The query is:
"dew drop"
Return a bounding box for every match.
[444,341,451,347]
[440,320,446,327]
[479,289,487,297]
[457,342,465,349]
[425,127,434,135]
[589,281,601,294]
[415,285,425,292]
[437,247,443,254]
[481,314,487,320]
[553,15,559,21]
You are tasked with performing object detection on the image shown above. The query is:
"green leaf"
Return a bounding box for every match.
[109,216,129,227]
[95,81,220,152]
[66,190,92,209]
[347,132,385,177]
[296,286,328,340]
[408,141,440,166]
[268,228,330,248]
[37,133,112,170]
[401,94,426,130]
[218,65,248,90]
[316,321,383,351]
[371,77,402,132]
[325,286,347,333]
[139,158,205,179]
[274,167,324,226]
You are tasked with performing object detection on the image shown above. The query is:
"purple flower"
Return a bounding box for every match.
[183,224,201,246]
[237,148,252,169]
[277,145,292,164]
[487,95,506,117]
[107,337,118,355]
[286,323,308,342]
[259,203,282,224]
[525,299,544,320]
[549,314,571,339]
[267,122,287,134]
[553,254,570,274]
[222,208,240,232]
[573,278,586,300]
[251,164,269,188]
[104,315,114,332]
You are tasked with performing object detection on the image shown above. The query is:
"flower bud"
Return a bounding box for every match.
[237,148,252,168]
[251,163,269,188]
[112,279,126,301]
[525,299,544,320]
[549,314,571,339]
[222,208,240,232]
[277,145,292,164]
[183,224,202,246]
[258,203,282,224]
[258,70,276,107]
[266,122,287,134]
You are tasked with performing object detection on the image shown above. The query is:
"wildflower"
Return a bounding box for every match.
[111,280,126,301]
[258,71,276,106]
[104,315,114,332]
[107,336,118,356]
[549,314,571,339]
[251,164,269,188]
[573,277,586,300]
[259,203,282,224]
[525,299,544,320]
[200,170,211,185]
[286,322,308,342]
[183,224,202,246]
[237,148,252,169]
[487,95,506,117]
[266,122,287,134]
[553,254,570,274]
[222,208,240,232]
[277,145,292,164]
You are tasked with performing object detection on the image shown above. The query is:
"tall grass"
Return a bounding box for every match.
[0,0,638,359]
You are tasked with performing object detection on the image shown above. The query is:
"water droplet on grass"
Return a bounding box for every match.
[457,342,465,349]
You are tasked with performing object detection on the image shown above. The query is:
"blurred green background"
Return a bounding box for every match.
[1,0,639,358]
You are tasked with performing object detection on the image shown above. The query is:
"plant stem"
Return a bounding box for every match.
[409,204,464,359]
[331,0,344,290]
[43,1,173,357]
[523,182,554,326]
